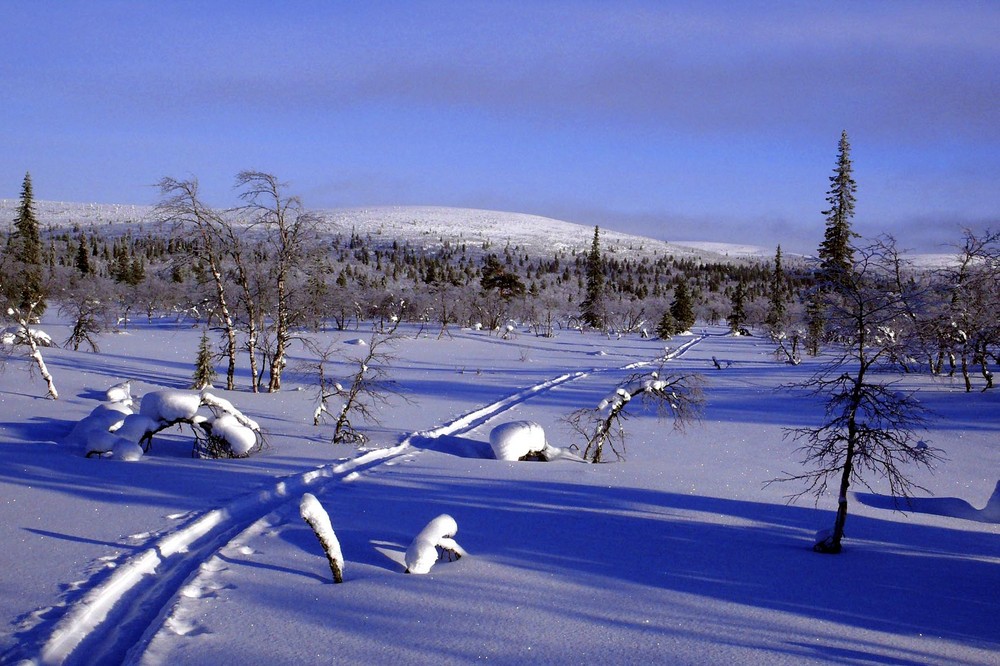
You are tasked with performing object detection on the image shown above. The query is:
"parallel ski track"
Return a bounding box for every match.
[19,335,704,665]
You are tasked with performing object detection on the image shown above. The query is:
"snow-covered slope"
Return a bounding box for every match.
[0,199,739,264]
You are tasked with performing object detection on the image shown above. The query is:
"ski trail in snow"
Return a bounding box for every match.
[21,448,404,666]
[401,370,588,443]
[23,335,706,665]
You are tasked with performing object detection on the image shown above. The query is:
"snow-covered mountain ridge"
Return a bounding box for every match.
[0,199,768,264]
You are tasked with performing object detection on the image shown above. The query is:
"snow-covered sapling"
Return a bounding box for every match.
[404,514,466,575]
[565,368,703,463]
[299,493,344,584]
[308,329,406,445]
[1,302,58,399]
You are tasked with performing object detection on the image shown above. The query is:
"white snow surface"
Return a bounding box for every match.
[0,318,997,665]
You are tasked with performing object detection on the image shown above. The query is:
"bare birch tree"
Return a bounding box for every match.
[236,171,319,392]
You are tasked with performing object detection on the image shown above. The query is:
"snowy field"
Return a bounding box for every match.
[0,319,997,665]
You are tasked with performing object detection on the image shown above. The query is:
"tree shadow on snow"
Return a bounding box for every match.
[312,471,1000,656]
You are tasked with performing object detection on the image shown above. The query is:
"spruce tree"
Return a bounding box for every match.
[75,235,92,275]
[656,311,677,339]
[668,281,695,333]
[764,245,788,331]
[818,131,857,286]
[580,226,604,329]
[192,329,217,390]
[8,172,46,316]
[728,281,748,334]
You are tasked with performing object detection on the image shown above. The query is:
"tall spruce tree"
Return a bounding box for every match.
[8,172,46,316]
[818,131,857,286]
[580,226,604,329]
[728,281,748,334]
[669,280,695,333]
[764,245,788,331]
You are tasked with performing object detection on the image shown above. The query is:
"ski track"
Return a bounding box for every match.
[18,336,704,665]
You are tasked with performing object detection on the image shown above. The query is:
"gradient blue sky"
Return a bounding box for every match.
[2,1,998,253]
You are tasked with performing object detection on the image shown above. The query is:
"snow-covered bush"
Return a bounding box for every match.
[300,493,344,583]
[66,382,265,460]
[404,514,466,575]
[489,421,549,461]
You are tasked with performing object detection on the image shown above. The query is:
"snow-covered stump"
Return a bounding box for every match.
[404,514,466,574]
[299,493,344,584]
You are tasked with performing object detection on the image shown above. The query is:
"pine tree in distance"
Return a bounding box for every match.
[818,130,858,287]
[580,226,604,329]
[764,245,788,331]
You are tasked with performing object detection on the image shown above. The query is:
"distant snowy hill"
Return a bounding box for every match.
[0,199,753,264]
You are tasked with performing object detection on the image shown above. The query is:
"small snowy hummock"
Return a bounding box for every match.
[489,421,548,461]
[404,514,466,574]
[299,493,344,583]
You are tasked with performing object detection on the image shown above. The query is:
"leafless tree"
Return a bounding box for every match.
[310,328,406,445]
[59,282,114,352]
[565,368,703,463]
[156,177,240,390]
[770,238,943,554]
[236,171,319,392]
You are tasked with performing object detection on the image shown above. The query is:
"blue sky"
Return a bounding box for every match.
[2,1,998,253]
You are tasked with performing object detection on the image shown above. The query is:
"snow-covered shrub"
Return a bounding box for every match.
[104,381,133,406]
[489,421,549,461]
[404,514,466,575]
[300,493,344,583]
[67,382,265,460]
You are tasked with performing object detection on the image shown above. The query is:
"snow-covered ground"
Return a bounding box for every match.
[0,319,997,665]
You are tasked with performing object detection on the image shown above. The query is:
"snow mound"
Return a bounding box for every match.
[210,414,258,457]
[405,514,466,574]
[489,421,547,461]
[104,381,133,406]
[855,480,1000,524]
